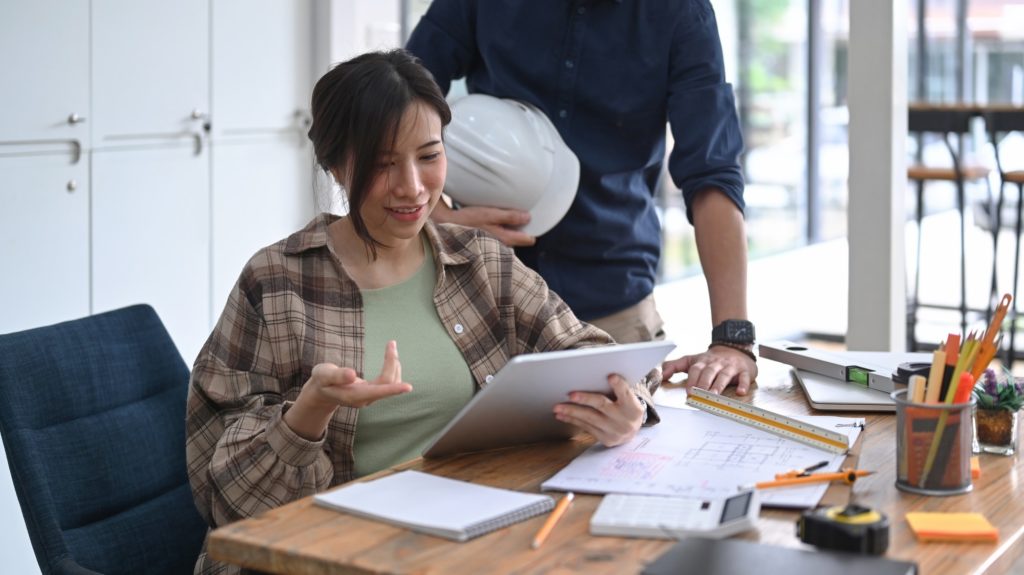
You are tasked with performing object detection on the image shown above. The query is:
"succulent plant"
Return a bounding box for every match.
[973,368,1024,411]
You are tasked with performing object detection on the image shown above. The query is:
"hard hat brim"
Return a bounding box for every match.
[519,139,579,237]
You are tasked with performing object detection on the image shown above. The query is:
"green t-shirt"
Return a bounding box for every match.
[353,237,475,477]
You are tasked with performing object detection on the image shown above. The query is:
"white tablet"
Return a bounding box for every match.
[422,340,677,458]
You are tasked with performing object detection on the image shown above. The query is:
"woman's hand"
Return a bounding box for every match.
[553,374,644,447]
[285,340,412,440]
[661,345,757,395]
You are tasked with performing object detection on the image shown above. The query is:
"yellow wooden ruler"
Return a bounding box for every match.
[685,387,850,454]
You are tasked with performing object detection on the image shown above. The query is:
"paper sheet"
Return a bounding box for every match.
[541,405,864,508]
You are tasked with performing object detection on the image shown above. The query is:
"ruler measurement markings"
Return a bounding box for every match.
[686,388,849,454]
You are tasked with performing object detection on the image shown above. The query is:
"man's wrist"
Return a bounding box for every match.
[707,341,757,363]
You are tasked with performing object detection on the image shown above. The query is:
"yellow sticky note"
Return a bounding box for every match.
[906,512,998,542]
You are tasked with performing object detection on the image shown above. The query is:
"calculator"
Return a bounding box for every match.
[589,489,760,539]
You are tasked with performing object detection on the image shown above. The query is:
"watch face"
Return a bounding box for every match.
[728,323,753,340]
[714,320,755,344]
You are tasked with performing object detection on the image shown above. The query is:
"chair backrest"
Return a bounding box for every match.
[0,305,207,575]
[984,108,1024,134]
[908,106,976,134]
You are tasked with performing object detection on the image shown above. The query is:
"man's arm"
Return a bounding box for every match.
[661,1,757,394]
[692,188,748,326]
[661,188,757,395]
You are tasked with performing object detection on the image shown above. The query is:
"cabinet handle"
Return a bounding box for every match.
[70,139,82,165]
[66,180,77,193]
[67,113,87,125]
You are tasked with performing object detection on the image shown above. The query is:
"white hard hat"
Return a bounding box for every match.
[443,94,580,237]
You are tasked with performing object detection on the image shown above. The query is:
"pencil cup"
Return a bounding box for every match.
[892,389,974,496]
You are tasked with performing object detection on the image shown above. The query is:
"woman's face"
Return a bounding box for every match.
[350,100,446,246]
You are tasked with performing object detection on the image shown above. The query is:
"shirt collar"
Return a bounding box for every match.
[283,212,473,268]
[283,212,335,255]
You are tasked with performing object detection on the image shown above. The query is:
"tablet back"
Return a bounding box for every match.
[422,340,676,458]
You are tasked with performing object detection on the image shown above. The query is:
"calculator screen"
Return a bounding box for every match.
[720,491,752,524]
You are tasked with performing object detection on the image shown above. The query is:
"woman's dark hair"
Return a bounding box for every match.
[307,49,451,254]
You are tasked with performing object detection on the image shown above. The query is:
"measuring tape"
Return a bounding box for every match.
[798,504,890,555]
[685,387,850,454]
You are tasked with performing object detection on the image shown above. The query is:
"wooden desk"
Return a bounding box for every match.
[208,362,1024,574]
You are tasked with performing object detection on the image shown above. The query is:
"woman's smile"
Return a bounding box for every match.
[386,204,427,222]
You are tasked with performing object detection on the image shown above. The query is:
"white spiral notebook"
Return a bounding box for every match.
[313,470,554,542]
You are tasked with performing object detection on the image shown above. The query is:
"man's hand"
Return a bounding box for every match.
[432,200,536,246]
[661,345,757,395]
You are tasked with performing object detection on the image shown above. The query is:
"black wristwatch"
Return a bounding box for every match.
[711,319,756,345]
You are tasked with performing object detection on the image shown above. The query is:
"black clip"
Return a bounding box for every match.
[891,361,931,385]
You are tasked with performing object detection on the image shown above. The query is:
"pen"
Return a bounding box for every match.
[531,492,574,549]
[755,469,874,489]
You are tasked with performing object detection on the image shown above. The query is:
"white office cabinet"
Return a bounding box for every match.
[210,137,313,314]
[209,0,315,316]
[91,144,211,364]
[0,0,90,147]
[211,0,314,136]
[0,150,90,334]
[91,0,209,144]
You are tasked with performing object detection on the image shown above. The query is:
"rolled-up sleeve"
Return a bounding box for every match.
[186,281,333,527]
[667,0,745,222]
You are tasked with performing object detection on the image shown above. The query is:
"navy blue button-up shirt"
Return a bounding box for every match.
[407,0,744,320]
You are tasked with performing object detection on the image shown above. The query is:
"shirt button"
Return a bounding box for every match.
[454,323,464,334]
[565,60,574,69]
[485,374,494,383]
[558,109,567,118]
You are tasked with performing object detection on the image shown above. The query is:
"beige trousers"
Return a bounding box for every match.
[587,294,666,344]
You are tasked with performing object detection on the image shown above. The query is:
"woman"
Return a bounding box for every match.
[185,49,657,574]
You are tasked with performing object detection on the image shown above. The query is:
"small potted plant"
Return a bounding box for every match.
[973,368,1023,456]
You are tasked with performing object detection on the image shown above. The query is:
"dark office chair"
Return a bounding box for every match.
[907,106,994,349]
[986,107,1024,365]
[0,305,207,575]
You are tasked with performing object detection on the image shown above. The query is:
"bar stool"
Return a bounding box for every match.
[907,106,992,350]
[986,107,1024,365]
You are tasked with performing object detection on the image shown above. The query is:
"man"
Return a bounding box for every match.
[406,0,757,395]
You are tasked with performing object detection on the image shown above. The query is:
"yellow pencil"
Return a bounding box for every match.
[924,349,945,404]
[756,469,874,489]
[531,492,574,549]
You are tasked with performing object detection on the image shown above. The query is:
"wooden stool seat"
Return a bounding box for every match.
[907,164,990,181]
[1004,171,1024,184]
